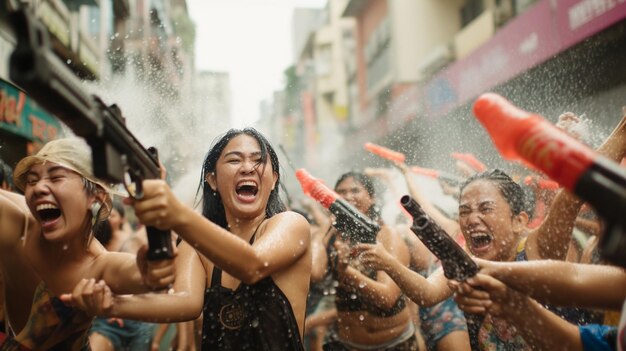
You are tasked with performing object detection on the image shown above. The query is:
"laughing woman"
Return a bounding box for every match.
[318,171,418,351]
[63,128,312,350]
[0,138,174,350]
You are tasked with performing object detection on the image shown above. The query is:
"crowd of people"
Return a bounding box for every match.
[0,107,625,351]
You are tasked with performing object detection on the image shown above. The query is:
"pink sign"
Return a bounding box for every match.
[424,0,626,117]
[555,0,626,49]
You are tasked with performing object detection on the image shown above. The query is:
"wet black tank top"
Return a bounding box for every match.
[328,236,406,317]
[201,226,304,350]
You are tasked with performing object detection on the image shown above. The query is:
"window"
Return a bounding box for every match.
[365,18,391,92]
[461,0,484,27]
[315,44,332,76]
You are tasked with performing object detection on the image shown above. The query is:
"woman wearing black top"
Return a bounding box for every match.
[317,172,418,350]
[64,128,311,350]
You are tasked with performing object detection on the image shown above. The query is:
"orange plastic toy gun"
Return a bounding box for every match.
[450,152,487,172]
[523,176,560,191]
[296,169,379,243]
[473,92,626,268]
[410,166,464,186]
[364,142,406,163]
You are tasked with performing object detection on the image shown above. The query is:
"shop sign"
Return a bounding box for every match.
[0,79,61,143]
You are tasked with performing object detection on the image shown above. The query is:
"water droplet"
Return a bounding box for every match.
[62,244,69,250]
[264,261,269,267]
[358,314,364,321]
[350,293,357,300]
[251,319,259,328]
[66,59,72,64]
[358,281,367,288]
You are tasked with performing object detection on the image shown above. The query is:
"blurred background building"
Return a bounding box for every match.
[2,0,625,203]
[270,0,626,191]
[0,0,230,185]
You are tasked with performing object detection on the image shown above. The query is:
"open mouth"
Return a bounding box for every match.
[36,203,62,224]
[468,231,493,251]
[236,181,258,198]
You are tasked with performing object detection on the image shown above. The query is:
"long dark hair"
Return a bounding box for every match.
[334,171,382,223]
[198,128,286,229]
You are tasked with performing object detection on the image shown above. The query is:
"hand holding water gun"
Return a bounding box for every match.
[296,169,379,244]
[473,92,626,268]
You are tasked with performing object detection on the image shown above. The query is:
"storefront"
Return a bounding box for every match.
[342,0,626,171]
[0,79,64,168]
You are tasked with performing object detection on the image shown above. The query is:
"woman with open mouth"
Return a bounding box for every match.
[62,128,312,350]
[0,138,175,350]
[312,171,420,351]
[353,166,610,350]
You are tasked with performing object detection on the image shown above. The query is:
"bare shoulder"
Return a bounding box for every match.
[0,191,37,250]
[260,212,311,263]
[265,211,311,235]
[90,249,134,274]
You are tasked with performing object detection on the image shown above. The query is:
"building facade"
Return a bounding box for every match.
[282,0,626,185]
[0,0,196,185]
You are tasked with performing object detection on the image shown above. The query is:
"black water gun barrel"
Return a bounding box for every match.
[9,9,173,261]
[401,195,478,281]
[296,168,379,243]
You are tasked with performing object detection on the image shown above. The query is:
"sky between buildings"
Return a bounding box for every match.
[187,0,327,128]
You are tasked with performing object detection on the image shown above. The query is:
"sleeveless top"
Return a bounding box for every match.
[201,222,304,350]
[466,241,603,351]
[328,234,407,317]
[7,282,92,351]
[2,211,91,350]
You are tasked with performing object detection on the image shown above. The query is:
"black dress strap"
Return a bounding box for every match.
[210,218,266,288]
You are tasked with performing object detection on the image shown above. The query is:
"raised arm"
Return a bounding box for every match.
[0,189,31,249]
[477,258,626,310]
[594,107,626,160]
[452,273,583,351]
[353,240,453,307]
[396,163,460,238]
[526,111,626,261]
[310,226,331,283]
[335,225,410,310]
[97,246,176,294]
[63,241,206,323]
[133,179,311,284]
[525,189,584,260]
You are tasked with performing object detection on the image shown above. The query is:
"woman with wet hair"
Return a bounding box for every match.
[352,165,607,350]
[63,128,312,350]
[311,170,419,350]
[364,165,471,351]
[0,138,174,350]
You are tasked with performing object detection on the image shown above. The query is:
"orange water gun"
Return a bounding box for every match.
[450,152,487,172]
[364,142,406,163]
[410,166,464,185]
[523,175,560,190]
[296,169,379,243]
[473,92,626,267]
